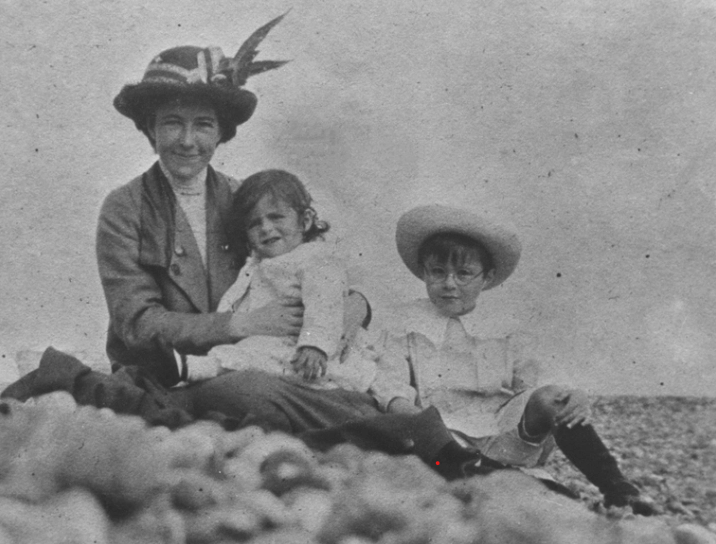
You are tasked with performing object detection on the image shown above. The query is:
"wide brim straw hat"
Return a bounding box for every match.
[114,13,289,143]
[395,204,522,290]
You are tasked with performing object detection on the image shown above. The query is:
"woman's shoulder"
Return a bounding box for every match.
[99,172,147,219]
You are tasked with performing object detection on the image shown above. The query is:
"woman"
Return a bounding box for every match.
[98,17,304,388]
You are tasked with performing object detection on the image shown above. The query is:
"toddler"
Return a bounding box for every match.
[186,169,375,392]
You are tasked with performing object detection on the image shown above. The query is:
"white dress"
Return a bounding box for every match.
[190,241,377,392]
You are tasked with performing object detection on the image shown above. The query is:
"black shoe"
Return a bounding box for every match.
[458,452,514,479]
[432,442,484,480]
[0,369,40,401]
[603,481,660,516]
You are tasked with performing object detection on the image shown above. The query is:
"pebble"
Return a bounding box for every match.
[160,427,218,471]
[110,497,185,544]
[249,528,317,544]
[34,391,77,413]
[339,538,374,544]
[641,473,667,486]
[171,472,230,511]
[223,456,263,492]
[667,500,694,516]
[0,489,110,544]
[286,489,334,533]
[239,433,318,470]
[674,524,716,544]
[631,447,646,458]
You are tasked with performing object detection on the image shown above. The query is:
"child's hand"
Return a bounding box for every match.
[291,346,328,381]
[553,388,592,429]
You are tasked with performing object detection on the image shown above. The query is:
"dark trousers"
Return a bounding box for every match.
[172,369,454,460]
[2,348,454,464]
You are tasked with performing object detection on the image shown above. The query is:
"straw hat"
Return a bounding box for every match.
[114,13,289,143]
[395,204,521,290]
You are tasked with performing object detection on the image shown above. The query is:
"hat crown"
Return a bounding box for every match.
[143,46,229,87]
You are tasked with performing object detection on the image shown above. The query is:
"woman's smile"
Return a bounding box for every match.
[149,102,222,182]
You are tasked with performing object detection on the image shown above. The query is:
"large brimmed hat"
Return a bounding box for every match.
[395,204,521,290]
[114,13,289,143]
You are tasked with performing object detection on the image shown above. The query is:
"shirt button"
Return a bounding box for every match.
[170,263,181,276]
[221,244,230,252]
[174,245,185,256]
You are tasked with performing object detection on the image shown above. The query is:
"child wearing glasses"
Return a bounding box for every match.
[368,204,656,515]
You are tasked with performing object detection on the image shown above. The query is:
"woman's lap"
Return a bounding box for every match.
[174,369,383,434]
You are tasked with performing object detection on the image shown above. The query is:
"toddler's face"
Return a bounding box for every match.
[246,195,308,259]
[422,254,492,317]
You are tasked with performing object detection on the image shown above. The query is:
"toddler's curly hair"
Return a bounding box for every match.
[230,169,329,247]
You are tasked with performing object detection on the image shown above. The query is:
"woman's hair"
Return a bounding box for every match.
[230,169,330,246]
[417,232,494,273]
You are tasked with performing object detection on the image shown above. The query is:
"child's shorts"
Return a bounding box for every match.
[453,389,555,468]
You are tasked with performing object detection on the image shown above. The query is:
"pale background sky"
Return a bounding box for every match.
[2,0,716,395]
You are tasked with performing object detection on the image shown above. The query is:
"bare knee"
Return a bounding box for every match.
[523,385,568,436]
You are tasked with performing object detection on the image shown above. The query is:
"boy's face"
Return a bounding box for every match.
[422,253,494,317]
[245,194,309,259]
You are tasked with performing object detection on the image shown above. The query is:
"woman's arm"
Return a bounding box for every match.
[97,188,302,359]
[97,188,241,356]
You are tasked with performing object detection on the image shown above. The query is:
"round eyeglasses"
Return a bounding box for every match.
[423,266,484,286]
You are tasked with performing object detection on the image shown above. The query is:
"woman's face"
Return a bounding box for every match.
[149,101,222,182]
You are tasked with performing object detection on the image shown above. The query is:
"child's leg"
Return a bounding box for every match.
[520,384,572,439]
[522,385,657,515]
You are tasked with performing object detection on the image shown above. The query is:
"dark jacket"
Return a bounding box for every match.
[96,163,247,387]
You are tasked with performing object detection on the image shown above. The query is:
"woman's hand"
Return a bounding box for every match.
[291,346,327,381]
[229,298,304,339]
[553,388,592,429]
